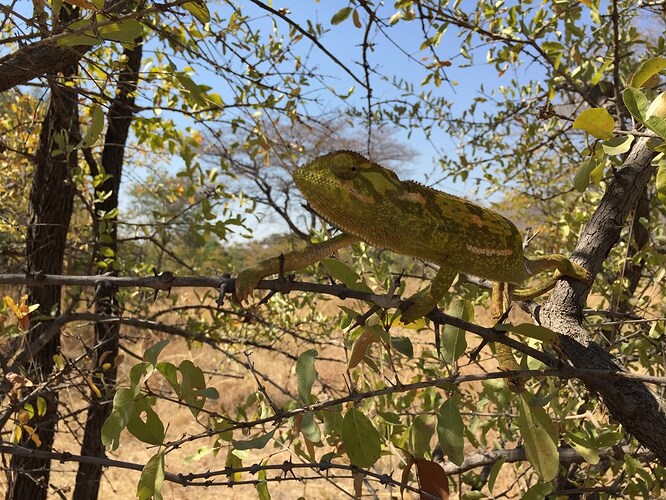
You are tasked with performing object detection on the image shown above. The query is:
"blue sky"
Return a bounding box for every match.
[3,0,545,239]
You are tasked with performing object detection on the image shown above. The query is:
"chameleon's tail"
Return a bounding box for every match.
[513,254,592,300]
[511,272,560,300]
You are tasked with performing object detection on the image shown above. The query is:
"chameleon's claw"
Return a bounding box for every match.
[234,268,262,305]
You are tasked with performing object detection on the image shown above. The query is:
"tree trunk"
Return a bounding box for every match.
[72,40,142,500]
[5,52,78,500]
[541,136,666,462]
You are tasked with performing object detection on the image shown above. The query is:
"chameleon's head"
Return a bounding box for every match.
[293,150,401,235]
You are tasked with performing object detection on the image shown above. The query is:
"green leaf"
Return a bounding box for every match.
[391,336,413,357]
[98,18,143,44]
[341,408,382,467]
[80,104,104,148]
[137,452,165,500]
[321,258,372,292]
[622,87,649,122]
[494,323,557,342]
[441,298,473,362]
[128,362,151,391]
[517,392,559,481]
[572,108,615,140]
[657,159,666,207]
[521,481,553,500]
[568,432,600,465]
[182,0,210,23]
[410,414,433,459]
[436,396,465,465]
[296,349,318,405]
[256,467,271,500]
[322,406,344,438]
[487,457,506,492]
[179,359,216,417]
[155,361,179,393]
[144,339,169,365]
[602,135,634,155]
[232,428,276,450]
[102,387,135,451]
[36,397,47,417]
[57,33,101,47]
[126,397,165,445]
[300,411,322,443]
[573,156,597,193]
[645,116,666,140]
[627,57,666,88]
[331,7,353,25]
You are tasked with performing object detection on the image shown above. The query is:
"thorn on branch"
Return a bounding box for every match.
[348,305,380,331]
[281,459,297,479]
[378,473,393,486]
[217,274,231,307]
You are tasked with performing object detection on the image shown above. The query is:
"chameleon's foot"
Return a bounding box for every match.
[400,292,437,324]
[234,268,262,304]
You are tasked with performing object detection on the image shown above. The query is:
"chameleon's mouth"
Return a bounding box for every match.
[348,186,375,204]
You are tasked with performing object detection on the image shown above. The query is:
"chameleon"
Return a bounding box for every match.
[234,150,592,341]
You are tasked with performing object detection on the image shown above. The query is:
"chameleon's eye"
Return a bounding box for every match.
[330,153,360,180]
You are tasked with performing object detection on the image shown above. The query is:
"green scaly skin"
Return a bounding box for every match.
[235,151,593,324]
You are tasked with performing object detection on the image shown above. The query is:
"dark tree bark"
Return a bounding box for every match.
[5,40,79,500]
[72,41,143,500]
[0,44,88,93]
[541,136,666,462]
[610,185,650,342]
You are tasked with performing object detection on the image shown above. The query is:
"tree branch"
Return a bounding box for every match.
[541,136,666,462]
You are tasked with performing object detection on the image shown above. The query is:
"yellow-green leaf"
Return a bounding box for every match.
[573,156,596,192]
[183,0,210,23]
[296,349,318,405]
[517,392,559,481]
[436,396,465,465]
[622,87,649,122]
[441,298,473,363]
[494,323,556,342]
[331,7,353,25]
[657,159,666,207]
[573,108,615,140]
[321,258,372,292]
[568,432,600,465]
[341,408,381,467]
[627,57,666,88]
[647,92,666,119]
[137,452,165,500]
[98,18,143,44]
[646,116,666,140]
[80,104,104,148]
[602,135,634,155]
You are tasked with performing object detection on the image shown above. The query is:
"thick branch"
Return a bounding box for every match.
[541,136,666,462]
[0,44,88,92]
